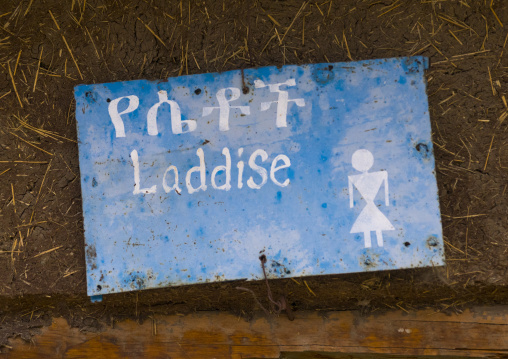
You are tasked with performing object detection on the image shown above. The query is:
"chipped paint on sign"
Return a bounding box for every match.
[75,56,444,296]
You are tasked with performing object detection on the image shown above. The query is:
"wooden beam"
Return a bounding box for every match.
[6,306,508,358]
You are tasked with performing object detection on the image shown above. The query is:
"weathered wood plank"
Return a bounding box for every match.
[6,306,508,358]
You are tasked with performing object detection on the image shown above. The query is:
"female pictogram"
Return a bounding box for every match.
[348,149,394,248]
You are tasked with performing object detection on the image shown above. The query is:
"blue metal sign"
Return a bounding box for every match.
[75,56,444,296]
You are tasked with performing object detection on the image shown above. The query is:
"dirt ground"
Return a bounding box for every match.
[0,0,507,351]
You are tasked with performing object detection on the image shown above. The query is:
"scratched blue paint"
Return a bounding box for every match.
[90,295,103,303]
[75,56,445,297]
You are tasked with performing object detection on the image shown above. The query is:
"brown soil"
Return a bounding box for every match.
[0,0,507,351]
